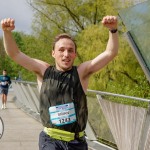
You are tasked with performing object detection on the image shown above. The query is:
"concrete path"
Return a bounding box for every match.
[0,91,43,150]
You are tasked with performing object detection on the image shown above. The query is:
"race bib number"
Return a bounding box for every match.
[49,102,76,126]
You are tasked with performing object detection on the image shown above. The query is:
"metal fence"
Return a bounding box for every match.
[11,80,150,150]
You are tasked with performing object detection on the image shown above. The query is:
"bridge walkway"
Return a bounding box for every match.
[0,92,43,150]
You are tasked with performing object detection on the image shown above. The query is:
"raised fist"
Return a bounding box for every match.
[1,18,15,31]
[101,16,118,30]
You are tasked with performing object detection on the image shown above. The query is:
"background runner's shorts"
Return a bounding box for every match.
[1,88,8,95]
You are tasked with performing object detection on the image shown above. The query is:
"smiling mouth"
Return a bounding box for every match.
[62,59,70,63]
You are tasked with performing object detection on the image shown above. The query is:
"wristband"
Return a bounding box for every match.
[109,29,118,33]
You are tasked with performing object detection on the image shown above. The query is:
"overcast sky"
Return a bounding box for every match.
[0,0,34,36]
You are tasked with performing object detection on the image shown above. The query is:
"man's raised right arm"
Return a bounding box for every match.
[1,18,49,77]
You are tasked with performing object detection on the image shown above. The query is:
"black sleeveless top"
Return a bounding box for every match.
[40,66,88,132]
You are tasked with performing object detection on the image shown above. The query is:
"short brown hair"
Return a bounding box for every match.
[52,33,77,52]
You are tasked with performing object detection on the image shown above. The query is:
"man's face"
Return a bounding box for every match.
[3,71,7,76]
[52,38,77,71]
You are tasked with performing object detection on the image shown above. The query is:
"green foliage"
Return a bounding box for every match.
[75,24,150,98]
[76,24,108,61]
[29,0,118,35]
[0,38,5,70]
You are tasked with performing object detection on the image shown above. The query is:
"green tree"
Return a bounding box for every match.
[0,37,5,71]
[28,0,118,35]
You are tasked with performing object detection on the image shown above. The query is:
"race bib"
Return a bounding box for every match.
[1,82,6,86]
[49,102,76,126]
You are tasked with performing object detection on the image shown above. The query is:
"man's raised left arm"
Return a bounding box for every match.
[79,15,119,77]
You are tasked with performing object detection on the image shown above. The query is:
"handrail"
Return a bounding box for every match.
[88,89,150,102]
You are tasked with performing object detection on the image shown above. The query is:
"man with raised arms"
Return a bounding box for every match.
[1,15,118,150]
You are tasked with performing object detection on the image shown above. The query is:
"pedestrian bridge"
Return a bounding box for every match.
[1,80,150,150]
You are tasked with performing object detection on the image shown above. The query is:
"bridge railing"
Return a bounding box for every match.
[11,80,150,150]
